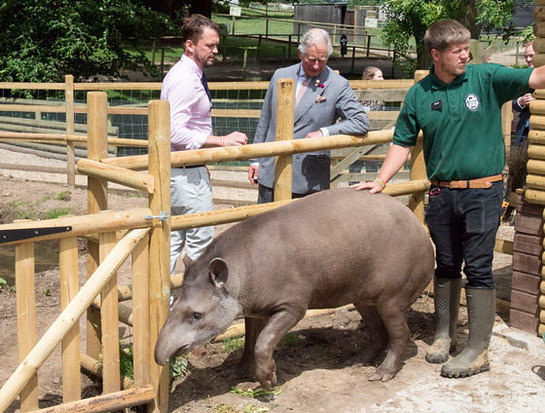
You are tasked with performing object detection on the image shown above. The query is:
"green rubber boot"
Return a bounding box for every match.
[425,277,461,364]
[441,287,496,378]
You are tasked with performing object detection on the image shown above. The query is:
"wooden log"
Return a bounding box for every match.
[15,235,39,411]
[77,158,154,194]
[87,92,109,361]
[99,229,120,394]
[65,74,76,187]
[132,232,151,387]
[526,189,545,205]
[147,100,171,413]
[59,235,81,403]
[0,207,152,246]
[0,228,150,413]
[102,130,395,171]
[530,113,545,130]
[527,174,545,191]
[527,144,545,161]
[274,78,295,202]
[527,159,545,176]
[529,129,545,145]
[27,385,154,413]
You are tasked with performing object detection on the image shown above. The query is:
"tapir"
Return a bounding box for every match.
[155,189,434,388]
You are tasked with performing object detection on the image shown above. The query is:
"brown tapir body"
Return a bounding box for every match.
[155,189,434,388]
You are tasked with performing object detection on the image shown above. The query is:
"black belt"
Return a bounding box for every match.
[176,165,205,169]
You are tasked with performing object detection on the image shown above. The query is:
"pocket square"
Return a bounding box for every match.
[315,96,327,103]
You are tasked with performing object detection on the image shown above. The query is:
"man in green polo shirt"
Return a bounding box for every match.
[352,19,545,379]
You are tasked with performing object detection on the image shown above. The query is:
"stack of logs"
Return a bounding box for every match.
[511,1,545,337]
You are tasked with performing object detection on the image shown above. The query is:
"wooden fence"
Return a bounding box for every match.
[0,71,527,411]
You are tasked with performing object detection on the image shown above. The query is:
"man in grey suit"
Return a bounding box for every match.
[247,28,369,203]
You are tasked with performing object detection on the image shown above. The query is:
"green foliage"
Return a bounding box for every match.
[222,336,245,352]
[0,0,175,82]
[0,278,7,289]
[169,354,190,379]
[380,0,520,71]
[43,208,72,220]
[278,332,301,347]
[230,386,282,399]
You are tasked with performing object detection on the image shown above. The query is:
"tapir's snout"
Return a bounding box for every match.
[154,321,189,366]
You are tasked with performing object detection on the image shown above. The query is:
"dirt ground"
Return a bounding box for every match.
[0,157,545,412]
[0,45,544,410]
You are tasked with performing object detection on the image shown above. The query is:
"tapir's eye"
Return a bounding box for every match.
[193,312,202,321]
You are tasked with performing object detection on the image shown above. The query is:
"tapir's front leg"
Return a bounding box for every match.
[253,309,304,389]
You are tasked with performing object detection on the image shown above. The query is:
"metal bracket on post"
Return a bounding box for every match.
[0,226,72,244]
[145,211,169,221]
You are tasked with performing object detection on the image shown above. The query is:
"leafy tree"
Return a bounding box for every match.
[0,0,174,82]
[380,0,520,72]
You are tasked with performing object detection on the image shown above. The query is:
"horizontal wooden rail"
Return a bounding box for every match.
[28,385,154,413]
[0,132,148,147]
[102,130,395,171]
[0,228,150,413]
[0,208,152,246]
[171,199,293,231]
[77,159,154,193]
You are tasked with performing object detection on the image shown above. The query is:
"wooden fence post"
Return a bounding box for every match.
[86,92,109,360]
[65,75,76,187]
[147,100,171,413]
[132,232,151,387]
[408,70,429,224]
[99,226,120,394]
[15,232,38,412]
[273,79,295,202]
[59,234,81,403]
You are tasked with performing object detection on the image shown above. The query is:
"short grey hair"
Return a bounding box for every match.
[298,28,333,57]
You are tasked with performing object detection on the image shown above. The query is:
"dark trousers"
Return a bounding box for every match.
[425,182,503,288]
[257,184,317,204]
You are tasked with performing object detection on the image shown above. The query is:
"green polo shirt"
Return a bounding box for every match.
[393,63,533,181]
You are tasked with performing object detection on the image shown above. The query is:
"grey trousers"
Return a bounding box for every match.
[170,166,214,274]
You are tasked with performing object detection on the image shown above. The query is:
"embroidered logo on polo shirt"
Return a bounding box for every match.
[464,94,480,111]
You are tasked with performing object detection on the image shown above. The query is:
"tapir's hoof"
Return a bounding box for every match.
[256,371,277,390]
[368,367,396,382]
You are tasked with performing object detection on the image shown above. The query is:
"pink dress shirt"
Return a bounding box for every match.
[160,55,212,151]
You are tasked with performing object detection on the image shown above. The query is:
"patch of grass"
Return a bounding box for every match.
[43,207,72,220]
[120,344,134,380]
[55,190,71,201]
[231,386,281,399]
[279,332,301,347]
[222,336,245,352]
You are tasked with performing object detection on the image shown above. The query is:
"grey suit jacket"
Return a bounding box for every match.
[252,63,369,194]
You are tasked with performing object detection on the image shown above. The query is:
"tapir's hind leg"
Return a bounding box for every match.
[254,309,304,389]
[354,302,389,364]
[225,317,268,379]
[370,301,411,382]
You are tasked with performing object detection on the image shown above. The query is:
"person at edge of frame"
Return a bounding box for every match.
[351,19,545,379]
[247,28,369,203]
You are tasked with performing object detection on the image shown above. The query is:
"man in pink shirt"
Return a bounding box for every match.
[161,14,247,274]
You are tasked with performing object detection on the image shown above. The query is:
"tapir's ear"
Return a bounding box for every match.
[209,257,228,289]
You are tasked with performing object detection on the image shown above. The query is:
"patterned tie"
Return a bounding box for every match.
[201,72,212,102]
[295,76,308,106]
